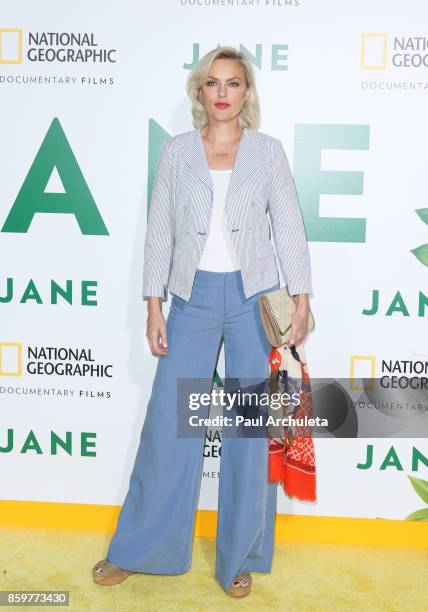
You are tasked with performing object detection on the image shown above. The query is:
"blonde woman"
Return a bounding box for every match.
[93,46,312,598]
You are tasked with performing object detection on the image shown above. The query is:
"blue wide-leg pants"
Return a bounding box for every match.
[106,269,280,590]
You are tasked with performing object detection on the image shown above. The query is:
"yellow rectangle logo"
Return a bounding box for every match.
[350,355,376,390]
[0,342,22,376]
[361,33,388,70]
[0,29,23,64]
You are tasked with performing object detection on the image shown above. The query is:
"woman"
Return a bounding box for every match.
[92,46,313,598]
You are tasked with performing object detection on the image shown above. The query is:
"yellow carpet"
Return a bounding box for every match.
[0,527,427,611]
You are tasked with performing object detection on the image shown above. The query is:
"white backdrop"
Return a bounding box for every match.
[1,0,427,522]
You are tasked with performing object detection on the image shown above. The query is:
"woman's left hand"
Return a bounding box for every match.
[288,308,309,347]
[287,293,310,346]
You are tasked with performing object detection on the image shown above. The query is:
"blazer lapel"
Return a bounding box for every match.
[181,128,213,193]
[225,128,261,202]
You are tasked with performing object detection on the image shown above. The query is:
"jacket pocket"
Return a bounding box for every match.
[256,239,275,259]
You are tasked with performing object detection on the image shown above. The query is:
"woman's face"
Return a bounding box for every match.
[198,58,250,125]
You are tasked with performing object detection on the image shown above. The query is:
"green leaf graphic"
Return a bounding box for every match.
[416,208,428,225]
[410,244,428,266]
[408,475,428,503]
[405,508,428,521]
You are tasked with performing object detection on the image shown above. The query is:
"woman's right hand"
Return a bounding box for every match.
[146,298,169,356]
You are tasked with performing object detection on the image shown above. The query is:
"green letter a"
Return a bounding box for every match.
[2,117,109,235]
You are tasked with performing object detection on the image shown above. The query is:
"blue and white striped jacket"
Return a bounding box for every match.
[142,127,313,302]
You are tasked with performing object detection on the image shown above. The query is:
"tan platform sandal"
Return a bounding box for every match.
[92,559,137,586]
[224,573,252,597]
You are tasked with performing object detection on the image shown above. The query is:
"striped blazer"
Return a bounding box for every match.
[142,127,313,302]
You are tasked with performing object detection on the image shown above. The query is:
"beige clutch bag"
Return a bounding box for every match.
[258,287,315,347]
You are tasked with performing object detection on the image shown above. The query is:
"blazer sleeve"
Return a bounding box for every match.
[142,138,174,301]
[267,137,313,297]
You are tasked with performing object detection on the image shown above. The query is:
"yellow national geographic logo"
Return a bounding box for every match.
[0,29,23,64]
[360,33,388,70]
[0,342,22,376]
[350,355,376,390]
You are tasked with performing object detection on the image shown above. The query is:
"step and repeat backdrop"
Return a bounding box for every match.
[1,0,427,523]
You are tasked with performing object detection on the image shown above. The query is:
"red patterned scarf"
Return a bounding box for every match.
[267,343,316,501]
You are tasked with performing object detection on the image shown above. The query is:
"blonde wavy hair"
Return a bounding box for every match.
[186,46,260,130]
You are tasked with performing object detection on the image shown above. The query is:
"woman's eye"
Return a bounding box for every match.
[205,80,240,87]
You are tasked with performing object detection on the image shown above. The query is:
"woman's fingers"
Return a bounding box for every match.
[148,330,169,356]
[146,313,169,356]
[288,312,309,346]
[158,322,169,353]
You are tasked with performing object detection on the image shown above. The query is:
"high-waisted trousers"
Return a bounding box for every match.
[106,268,280,590]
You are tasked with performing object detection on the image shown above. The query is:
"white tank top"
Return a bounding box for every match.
[197,169,241,272]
